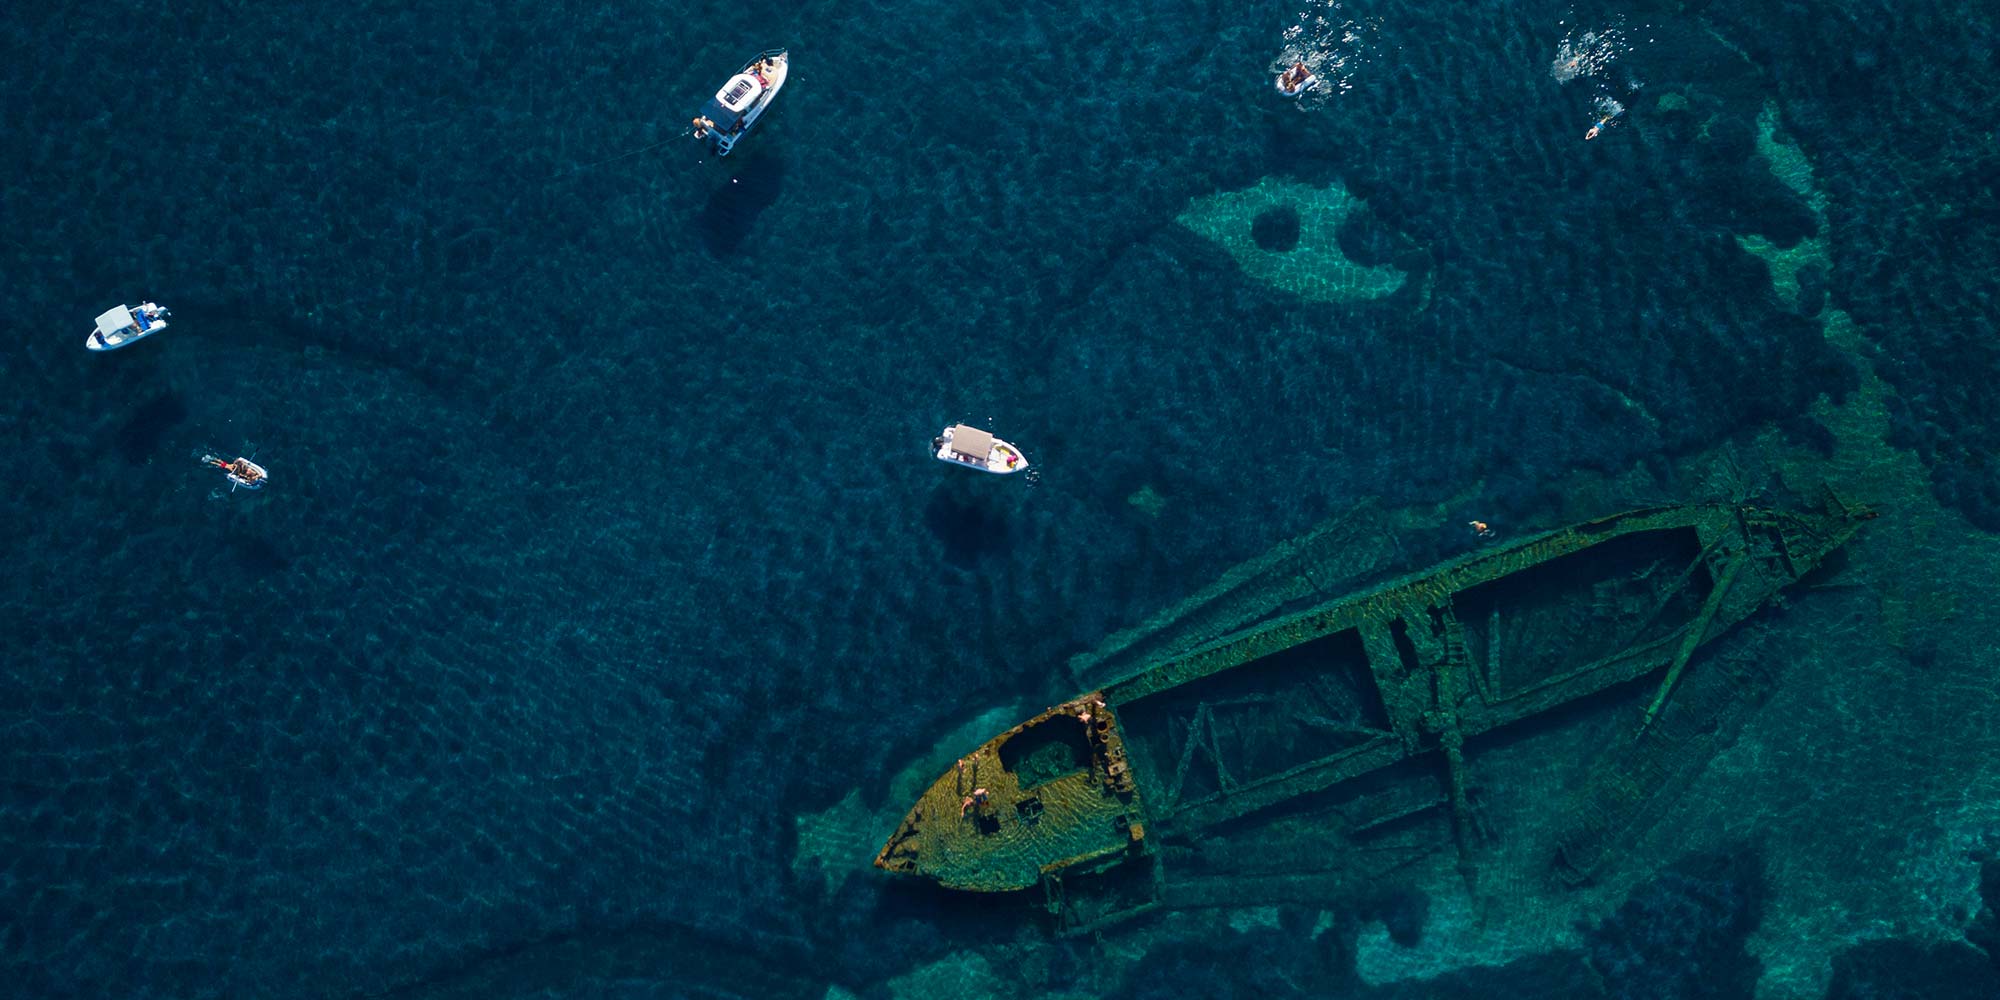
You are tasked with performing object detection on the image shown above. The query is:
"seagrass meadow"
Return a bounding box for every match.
[3,0,1998,997]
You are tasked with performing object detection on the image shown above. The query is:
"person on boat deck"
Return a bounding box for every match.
[692,115,716,138]
[227,458,261,482]
[753,59,771,86]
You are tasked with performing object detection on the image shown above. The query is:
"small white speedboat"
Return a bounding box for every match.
[203,454,268,491]
[691,49,789,156]
[87,301,170,351]
[934,424,1029,475]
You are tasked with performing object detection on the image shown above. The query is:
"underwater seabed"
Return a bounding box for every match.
[792,97,2000,1000]
[1327,103,2000,993]
[1693,99,1999,1000]
[1279,92,2000,1000]
[1282,96,2000,998]
[809,359,2000,1000]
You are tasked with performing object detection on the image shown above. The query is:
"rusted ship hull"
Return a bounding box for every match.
[874,495,1869,921]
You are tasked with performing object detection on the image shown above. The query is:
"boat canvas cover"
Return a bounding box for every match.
[949,425,994,458]
[95,305,135,335]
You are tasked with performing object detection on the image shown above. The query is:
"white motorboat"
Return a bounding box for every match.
[203,454,268,491]
[933,424,1028,475]
[87,301,170,351]
[691,49,789,156]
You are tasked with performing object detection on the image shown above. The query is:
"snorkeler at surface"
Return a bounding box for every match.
[1584,106,1625,140]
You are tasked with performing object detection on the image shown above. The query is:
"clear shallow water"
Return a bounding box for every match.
[4,0,1998,997]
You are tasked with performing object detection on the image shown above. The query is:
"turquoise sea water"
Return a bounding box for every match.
[5,0,1999,997]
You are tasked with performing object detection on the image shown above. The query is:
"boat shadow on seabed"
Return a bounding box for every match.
[695,150,786,257]
[923,486,1013,570]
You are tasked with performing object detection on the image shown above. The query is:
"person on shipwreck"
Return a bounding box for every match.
[960,787,990,817]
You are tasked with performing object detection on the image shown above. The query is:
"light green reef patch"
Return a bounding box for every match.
[1735,233,1822,310]
[1736,100,1830,310]
[1721,99,2000,1000]
[1126,483,1165,518]
[1175,176,1407,304]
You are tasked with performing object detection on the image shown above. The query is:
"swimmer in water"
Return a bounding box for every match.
[1584,108,1624,140]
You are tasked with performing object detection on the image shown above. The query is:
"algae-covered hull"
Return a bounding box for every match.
[874,495,1870,920]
